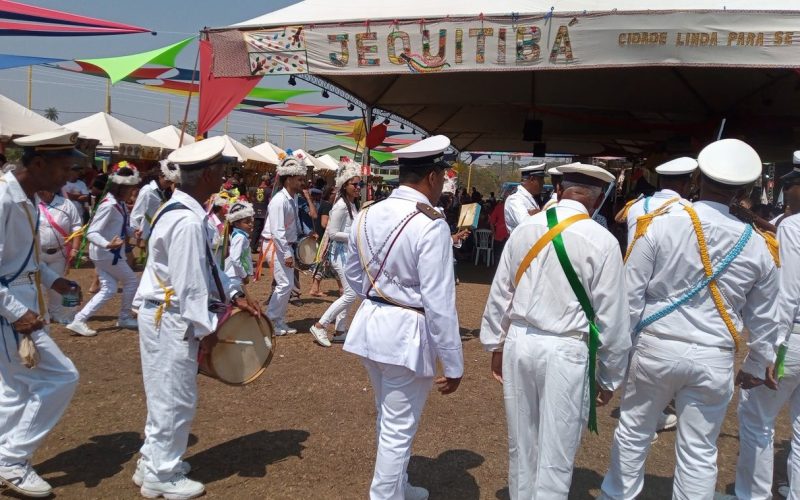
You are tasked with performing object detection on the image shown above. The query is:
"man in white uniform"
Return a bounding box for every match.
[482,163,630,499]
[622,157,697,248]
[733,157,800,500]
[541,166,562,210]
[504,163,545,233]
[130,162,175,241]
[62,165,90,219]
[36,189,82,324]
[265,155,306,335]
[0,130,84,498]
[344,135,463,500]
[131,137,258,499]
[601,139,781,500]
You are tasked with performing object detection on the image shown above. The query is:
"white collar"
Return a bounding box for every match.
[170,189,208,220]
[390,185,433,206]
[655,189,680,198]
[4,171,30,204]
[555,198,590,215]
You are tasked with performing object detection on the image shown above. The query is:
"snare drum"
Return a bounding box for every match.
[295,236,318,270]
[199,309,275,385]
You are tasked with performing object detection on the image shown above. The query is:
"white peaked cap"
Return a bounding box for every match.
[168,136,229,167]
[558,163,615,185]
[697,139,762,186]
[655,157,698,176]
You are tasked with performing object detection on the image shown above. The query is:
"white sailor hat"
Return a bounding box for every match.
[547,166,563,177]
[334,157,361,189]
[226,199,255,222]
[393,135,450,168]
[781,150,800,184]
[167,136,236,169]
[558,163,615,187]
[794,151,800,165]
[109,161,141,186]
[277,150,308,177]
[14,129,86,159]
[655,157,698,176]
[697,139,761,186]
[520,163,546,178]
[159,159,180,183]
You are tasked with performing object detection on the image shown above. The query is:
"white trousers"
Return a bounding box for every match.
[0,284,78,464]
[266,249,294,322]
[138,305,199,482]
[601,334,734,500]
[40,251,74,323]
[319,254,356,331]
[75,258,137,322]
[362,358,433,500]
[502,324,589,500]
[736,333,800,500]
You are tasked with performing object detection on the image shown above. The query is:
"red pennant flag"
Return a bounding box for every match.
[198,39,260,136]
[365,123,388,149]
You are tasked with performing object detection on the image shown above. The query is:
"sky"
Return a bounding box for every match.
[0,0,376,152]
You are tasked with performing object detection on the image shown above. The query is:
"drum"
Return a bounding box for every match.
[295,236,318,270]
[199,309,275,385]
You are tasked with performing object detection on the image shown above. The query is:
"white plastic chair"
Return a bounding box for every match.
[473,229,494,267]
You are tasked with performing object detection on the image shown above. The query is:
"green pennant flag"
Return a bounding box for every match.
[80,36,195,84]
[247,87,316,102]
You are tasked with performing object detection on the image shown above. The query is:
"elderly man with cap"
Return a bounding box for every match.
[732,151,800,500]
[344,135,463,500]
[67,161,141,336]
[264,154,307,335]
[504,163,545,233]
[130,160,177,242]
[0,130,84,498]
[600,139,781,500]
[481,162,630,499]
[131,136,258,499]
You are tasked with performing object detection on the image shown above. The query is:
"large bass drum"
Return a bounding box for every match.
[295,236,318,270]
[199,309,275,385]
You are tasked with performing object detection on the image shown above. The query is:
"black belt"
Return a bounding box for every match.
[367,295,424,314]
[44,248,59,255]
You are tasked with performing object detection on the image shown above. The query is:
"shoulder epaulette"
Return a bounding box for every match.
[416,202,444,220]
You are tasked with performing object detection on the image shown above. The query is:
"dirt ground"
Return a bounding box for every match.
[3,263,792,499]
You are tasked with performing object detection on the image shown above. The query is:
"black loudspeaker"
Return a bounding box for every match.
[533,143,546,157]
[523,119,543,141]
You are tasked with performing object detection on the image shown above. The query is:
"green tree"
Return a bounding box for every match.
[174,120,197,137]
[240,134,261,148]
[43,107,59,122]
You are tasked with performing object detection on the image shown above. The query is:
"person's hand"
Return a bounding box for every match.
[234,295,260,316]
[107,236,124,250]
[764,365,779,391]
[491,351,503,383]
[452,229,471,245]
[735,369,765,389]
[302,189,312,201]
[596,386,614,407]
[310,233,319,240]
[435,376,461,395]
[134,229,143,240]
[284,256,294,268]
[51,278,81,302]
[528,208,541,216]
[12,310,44,335]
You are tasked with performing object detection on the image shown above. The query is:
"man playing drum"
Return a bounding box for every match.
[344,135,463,500]
[131,136,259,500]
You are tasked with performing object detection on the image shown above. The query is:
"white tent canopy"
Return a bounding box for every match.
[146,125,195,150]
[213,1,800,159]
[251,141,284,165]
[0,93,62,141]
[217,135,274,164]
[314,154,340,172]
[64,112,166,149]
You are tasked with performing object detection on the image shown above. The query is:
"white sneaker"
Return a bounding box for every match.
[117,317,139,330]
[0,462,53,498]
[657,412,677,431]
[778,484,790,498]
[132,458,191,487]
[66,319,97,337]
[273,321,297,336]
[331,331,347,344]
[405,483,429,500]
[310,324,331,347]
[140,473,204,499]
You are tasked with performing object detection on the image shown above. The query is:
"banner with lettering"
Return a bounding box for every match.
[220,11,800,77]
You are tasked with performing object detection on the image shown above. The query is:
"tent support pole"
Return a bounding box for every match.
[27,66,32,110]
[362,105,373,202]
[179,41,201,145]
[105,78,111,114]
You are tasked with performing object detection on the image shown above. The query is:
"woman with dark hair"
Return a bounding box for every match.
[309,160,361,347]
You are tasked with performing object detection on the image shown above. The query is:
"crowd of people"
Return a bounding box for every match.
[0,128,799,500]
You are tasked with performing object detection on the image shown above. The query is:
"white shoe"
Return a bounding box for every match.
[273,321,297,336]
[657,412,677,431]
[310,324,331,347]
[117,317,139,330]
[132,458,191,487]
[331,331,347,344]
[0,462,53,498]
[66,319,97,337]
[405,483,429,500]
[140,473,204,499]
[778,484,790,498]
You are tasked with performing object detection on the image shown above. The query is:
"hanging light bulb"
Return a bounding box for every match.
[347,103,355,111]
[322,90,329,98]
[288,75,297,86]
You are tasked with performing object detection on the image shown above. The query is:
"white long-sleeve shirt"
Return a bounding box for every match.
[37,193,82,256]
[0,172,59,321]
[777,214,800,346]
[265,188,300,259]
[87,192,130,262]
[326,197,355,259]
[130,180,165,239]
[224,228,252,283]
[481,199,631,390]
[626,200,780,375]
[504,185,539,234]
[134,190,240,339]
[344,185,464,379]
[625,188,684,246]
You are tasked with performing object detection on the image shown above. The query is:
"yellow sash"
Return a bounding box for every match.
[514,213,589,286]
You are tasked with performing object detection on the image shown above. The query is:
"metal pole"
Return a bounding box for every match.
[281,128,285,149]
[105,78,111,114]
[27,66,32,109]
[224,115,229,135]
[264,120,269,142]
[362,106,373,202]
[179,41,201,145]
[167,100,171,125]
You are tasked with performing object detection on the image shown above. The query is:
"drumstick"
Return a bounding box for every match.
[242,285,273,351]
[217,339,255,346]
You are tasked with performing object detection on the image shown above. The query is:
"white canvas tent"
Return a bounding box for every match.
[146,125,195,150]
[314,154,340,172]
[217,135,274,165]
[0,93,62,141]
[64,112,166,149]
[251,141,284,165]
[211,1,800,160]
